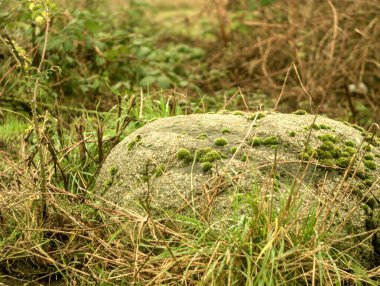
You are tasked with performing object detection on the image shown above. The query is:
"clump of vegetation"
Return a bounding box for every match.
[154,164,166,177]
[248,112,266,120]
[248,136,280,146]
[201,161,213,172]
[222,128,230,134]
[289,131,296,137]
[318,134,337,143]
[345,140,356,147]
[127,135,142,150]
[363,160,377,171]
[229,146,238,154]
[177,148,193,163]
[197,133,208,139]
[214,137,229,146]
[232,110,244,116]
[195,148,222,163]
[293,110,308,115]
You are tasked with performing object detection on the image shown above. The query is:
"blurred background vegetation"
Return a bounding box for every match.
[1,0,379,121]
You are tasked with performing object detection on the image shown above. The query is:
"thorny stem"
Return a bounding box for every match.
[31,6,51,221]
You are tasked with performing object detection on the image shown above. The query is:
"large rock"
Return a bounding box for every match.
[96,111,380,268]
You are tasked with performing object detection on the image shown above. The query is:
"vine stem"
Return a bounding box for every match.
[31,6,50,221]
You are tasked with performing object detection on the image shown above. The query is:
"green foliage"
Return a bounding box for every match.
[0,0,205,106]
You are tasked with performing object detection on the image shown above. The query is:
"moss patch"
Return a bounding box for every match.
[222,128,231,134]
[293,109,308,115]
[247,112,266,120]
[201,162,213,172]
[214,137,229,146]
[363,160,376,170]
[248,136,280,147]
[127,135,142,150]
[197,133,208,139]
[195,148,222,163]
[177,148,193,163]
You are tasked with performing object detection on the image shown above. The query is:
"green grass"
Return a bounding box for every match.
[0,113,29,143]
[0,96,379,285]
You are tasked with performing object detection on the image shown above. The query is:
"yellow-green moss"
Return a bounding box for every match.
[127,135,142,150]
[201,162,213,172]
[196,148,222,163]
[214,137,229,146]
[249,136,280,146]
[248,112,266,120]
[293,109,308,115]
[263,136,280,145]
[363,160,376,170]
[154,164,166,177]
[222,128,231,134]
[229,146,238,154]
[109,166,118,176]
[232,110,244,116]
[364,154,374,161]
[319,124,331,130]
[197,133,208,139]
[318,134,337,143]
[289,131,296,137]
[344,140,355,147]
[352,124,365,132]
[240,155,247,162]
[177,148,193,163]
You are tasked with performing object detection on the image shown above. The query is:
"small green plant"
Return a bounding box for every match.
[177,148,193,163]
[319,123,331,130]
[222,128,231,134]
[318,134,337,143]
[230,146,238,154]
[363,160,376,170]
[293,110,308,115]
[289,131,296,137]
[214,137,229,146]
[154,164,166,177]
[201,161,213,172]
[195,148,222,163]
[248,112,266,120]
[248,136,280,146]
[345,140,355,147]
[197,133,208,139]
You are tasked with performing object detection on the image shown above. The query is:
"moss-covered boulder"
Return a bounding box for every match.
[95,112,380,268]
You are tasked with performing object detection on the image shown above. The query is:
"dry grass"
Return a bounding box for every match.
[187,0,380,124]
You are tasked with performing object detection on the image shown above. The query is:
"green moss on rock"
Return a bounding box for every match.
[201,162,213,172]
[248,112,266,120]
[229,146,238,154]
[195,148,222,163]
[293,109,308,115]
[177,148,193,163]
[214,137,229,146]
[197,133,208,140]
[363,160,376,170]
[345,140,355,147]
[249,136,280,147]
[222,128,231,134]
[319,134,337,143]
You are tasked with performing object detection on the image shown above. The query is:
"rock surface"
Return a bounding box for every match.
[95,111,380,268]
